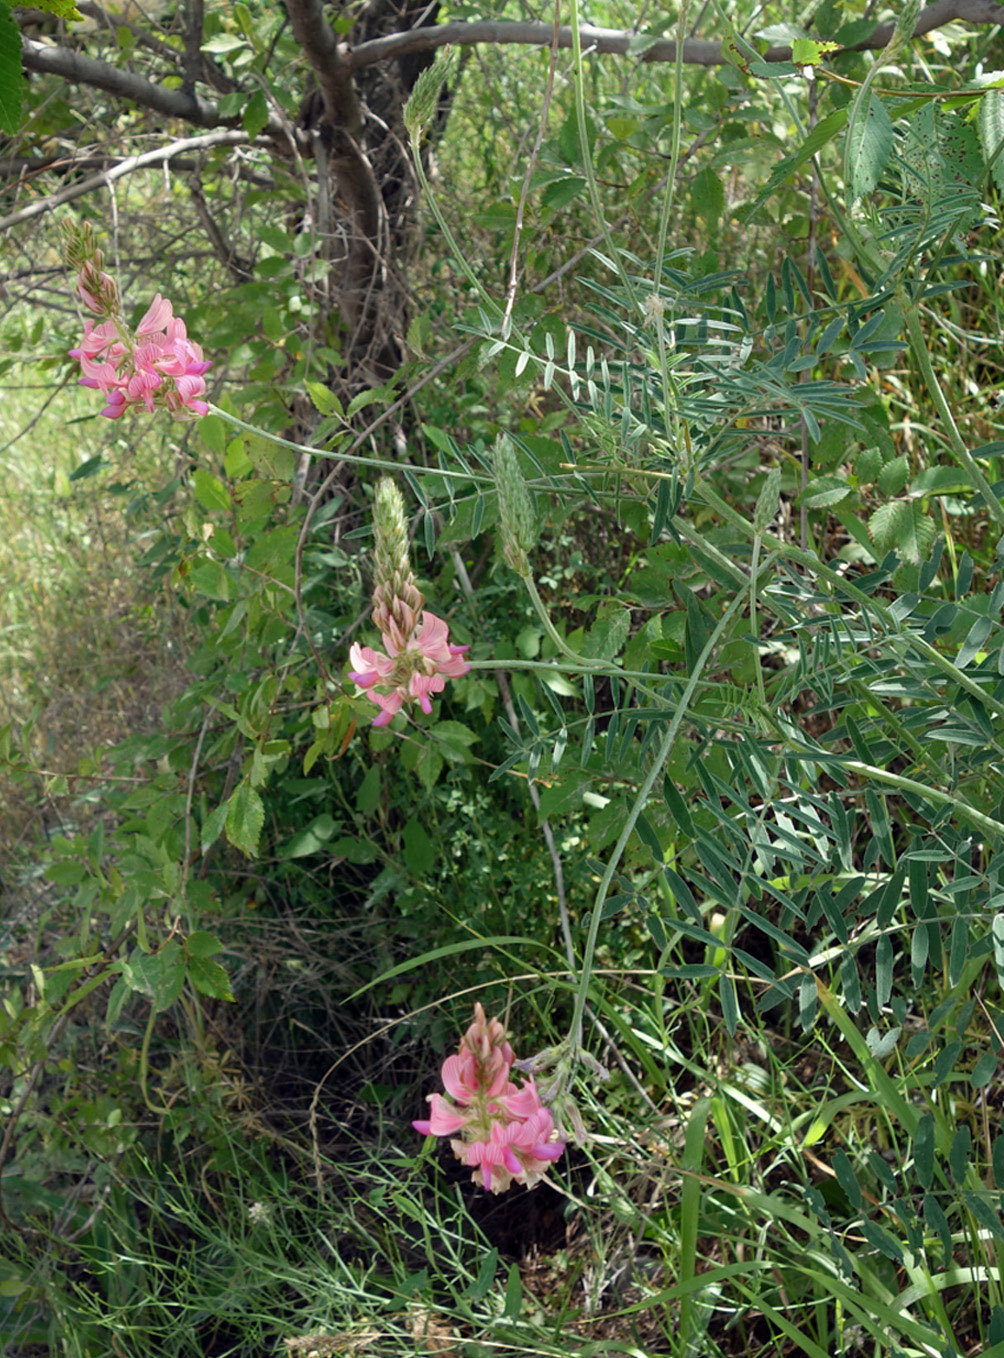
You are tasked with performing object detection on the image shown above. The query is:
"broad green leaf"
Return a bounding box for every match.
[868,499,935,565]
[305,382,343,417]
[123,944,185,1012]
[503,1261,522,1320]
[355,766,381,815]
[971,1050,998,1088]
[25,0,82,15]
[877,456,909,497]
[226,782,265,857]
[186,931,223,960]
[0,0,25,135]
[188,956,235,1001]
[798,973,817,1031]
[977,75,1004,194]
[958,614,993,668]
[791,38,839,65]
[690,166,724,226]
[243,90,269,138]
[798,475,852,509]
[403,817,435,875]
[832,1149,862,1208]
[913,1114,934,1190]
[847,93,894,203]
[192,469,232,514]
[949,1124,972,1182]
[201,802,229,854]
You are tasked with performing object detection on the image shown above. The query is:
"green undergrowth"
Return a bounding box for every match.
[7,8,1004,1358]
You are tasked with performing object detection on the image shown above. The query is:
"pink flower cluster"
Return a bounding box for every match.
[413,1003,565,1194]
[349,611,469,727]
[69,283,211,421]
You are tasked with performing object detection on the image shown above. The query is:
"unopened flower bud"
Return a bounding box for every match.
[371,478,424,639]
[404,46,457,141]
[493,436,535,578]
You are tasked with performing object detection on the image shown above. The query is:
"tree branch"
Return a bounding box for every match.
[0,130,255,232]
[20,0,1004,143]
[21,35,225,123]
[347,0,1004,71]
[284,0,383,357]
[284,0,360,134]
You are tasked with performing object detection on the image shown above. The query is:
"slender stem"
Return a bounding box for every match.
[522,572,607,669]
[408,132,507,329]
[840,760,1004,842]
[902,305,1004,533]
[208,404,492,482]
[653,0,690,290]
[567,0,636,306]
[749,534,767,711]
[567,588,749,1052]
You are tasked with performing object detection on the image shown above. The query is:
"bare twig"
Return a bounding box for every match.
[0,130,256,232]
[502,0,562,337]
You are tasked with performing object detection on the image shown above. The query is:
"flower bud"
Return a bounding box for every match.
[371,478,424,640]
[403,46,458,141]
[493,436,535,578]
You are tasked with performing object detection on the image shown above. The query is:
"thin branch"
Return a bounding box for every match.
[21,35,226,123]
[189,175,254,282]
[502,0,561,337]
[284,0,360,134]
[0,130,255,232]
[347,1,1004,71]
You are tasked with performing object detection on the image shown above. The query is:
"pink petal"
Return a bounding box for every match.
[136,293,174,335]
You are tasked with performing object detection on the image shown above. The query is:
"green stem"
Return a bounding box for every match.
[567,0,636,307]
[749,534,768,712]
[522,572,607,670]
[567,588,749,1052]
[901,305,1004,534]
[208,405,492,484]
[653,0,690,290]
[408,137,505,328]
[840,760,1004,842]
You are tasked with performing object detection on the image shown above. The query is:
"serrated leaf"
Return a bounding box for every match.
[29,0,83,16]
[0,0,25,135]
[977,75,1004,195]
[192,468,232,514]
[124,944,185,1012]
[305,382,343,417]
[201,802,229,853]
[798,475,852,509]
[877,455,909,497]
[226,782,265,857]
[792,37,839,64]
[188,956,234,1001]
[243,89,269,138]
[868,499,935,565]
[583,607,631,661]
[847,93,894,203]
[186,930,223,960]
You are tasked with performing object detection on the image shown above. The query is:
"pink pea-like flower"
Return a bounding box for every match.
[413,1005,565,1194]
[349,610,469,727]
[69,273,210,421]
